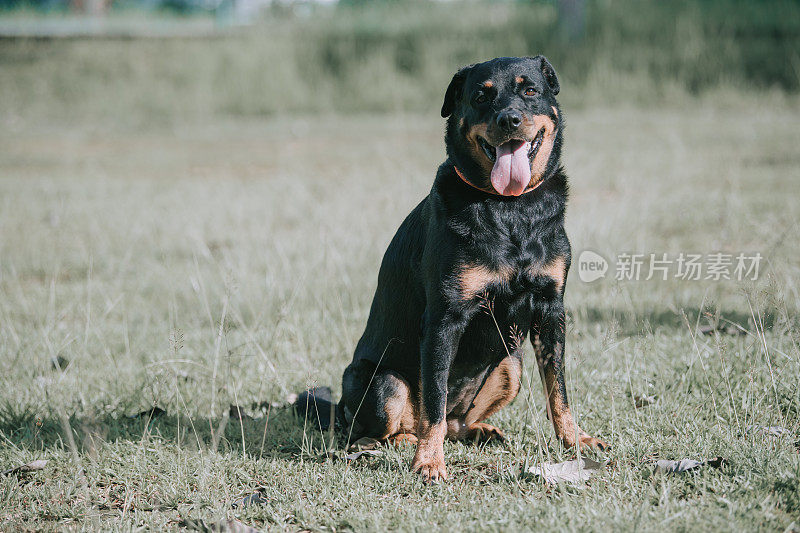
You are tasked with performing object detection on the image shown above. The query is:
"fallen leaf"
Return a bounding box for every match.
[654,459,702,473]
[525,458,604,485]
[3,459,48,476]
[232,489,268,508]
[344,449,383,462]
[747,425,793,439]
[178,518,261,532]
[698,323,747,336]
[348,437,380,452]
[654,457,726,474]
[129,407,166,420]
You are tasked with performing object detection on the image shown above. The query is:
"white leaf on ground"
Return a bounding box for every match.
[526,458,604,485]
[348,437,381,451]
[697,323,747,336]
[747,425,793,439]
[654,459,703,473]
[653,457,727,474]
[2,459,48,476]
[345,449,383,462]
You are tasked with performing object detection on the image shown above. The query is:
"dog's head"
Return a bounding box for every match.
[442,56,562,196]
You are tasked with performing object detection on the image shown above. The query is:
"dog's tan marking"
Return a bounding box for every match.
[387,432,418,446]
[551,105,558,118]
[447,419,505,442]
[464,356,521,426]
[464,422,506,442]
[458,264,513,301]
[411,415,448,482]
[519,113,558,187]
[443,356,520,442]
[532,338,575,444]
[539,358,580,446]
[534,339,608,451]
[515,76,524,84]
[467,122,489,139]
[465,122,494,176]
[473,109,558,193]
[482,80,493,88]
[529,256,566,292]
[379,372,417,439]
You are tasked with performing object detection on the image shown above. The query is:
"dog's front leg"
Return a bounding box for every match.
[532,299,608,450]
[411,305,467,483]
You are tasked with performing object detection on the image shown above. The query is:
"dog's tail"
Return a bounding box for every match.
[293,387,347,432]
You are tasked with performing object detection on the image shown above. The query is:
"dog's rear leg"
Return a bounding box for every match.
[448,354,522,442]
[340,360,417,444]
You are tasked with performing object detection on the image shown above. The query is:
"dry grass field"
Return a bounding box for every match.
[1,49,799,529]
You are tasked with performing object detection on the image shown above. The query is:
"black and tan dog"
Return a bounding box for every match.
[337,56,607,482]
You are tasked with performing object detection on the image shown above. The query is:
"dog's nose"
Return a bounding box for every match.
[496,110,522,132]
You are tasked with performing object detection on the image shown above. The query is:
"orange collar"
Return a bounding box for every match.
[453,166,541,196]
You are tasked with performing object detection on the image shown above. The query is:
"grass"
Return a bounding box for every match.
[1,12,800,527]
[1,98,799,530]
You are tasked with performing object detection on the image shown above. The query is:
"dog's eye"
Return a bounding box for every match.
[474,92,488,104]
[524,86,538,97]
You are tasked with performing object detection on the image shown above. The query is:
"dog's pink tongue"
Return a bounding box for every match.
[490,140,531,196]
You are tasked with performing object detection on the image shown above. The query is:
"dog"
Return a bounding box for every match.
[336,56,607,483]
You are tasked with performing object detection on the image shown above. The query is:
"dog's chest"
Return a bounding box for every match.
[447,199,566,305]
[456,237,564,304]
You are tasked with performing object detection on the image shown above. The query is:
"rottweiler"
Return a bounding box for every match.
[337,56,607,482]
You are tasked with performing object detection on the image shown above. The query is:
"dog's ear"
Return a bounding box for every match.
[441,64,474,118]
[532,55,560,95]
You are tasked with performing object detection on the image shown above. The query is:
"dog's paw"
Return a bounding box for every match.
[411,457,448,483]
[557,427,609,451]
[387,433,418,446]
[578,435,609,451]
[467,422,505,443]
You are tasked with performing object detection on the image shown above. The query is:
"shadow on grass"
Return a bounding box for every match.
[577,306,769,336]
[0,403,341,461]
[1,307,777,459]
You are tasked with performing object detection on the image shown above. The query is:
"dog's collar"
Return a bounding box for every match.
[453,166,542,196]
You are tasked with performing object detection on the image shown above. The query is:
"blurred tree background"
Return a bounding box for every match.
[1,0,798,125]
[1,5,799,530]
